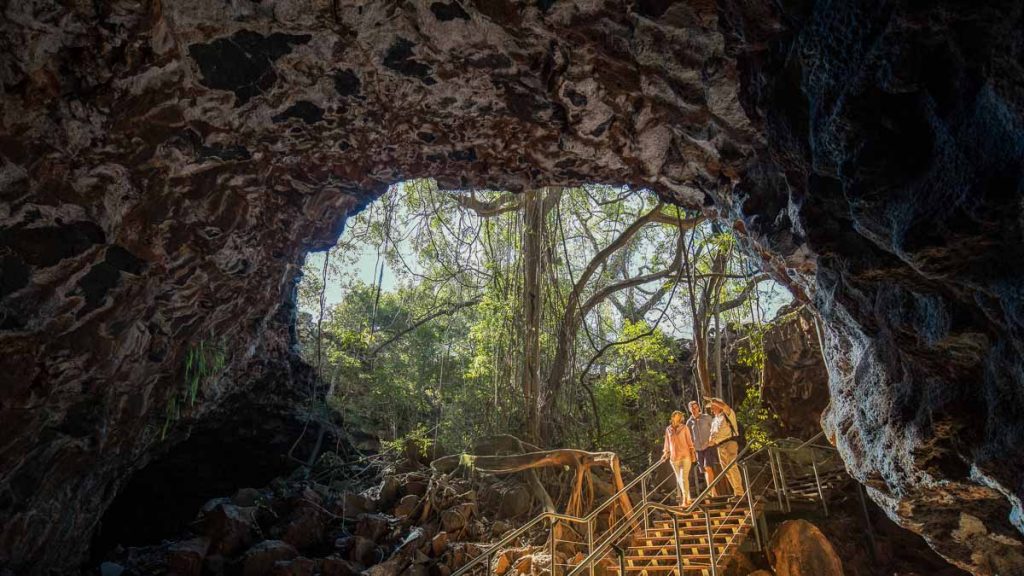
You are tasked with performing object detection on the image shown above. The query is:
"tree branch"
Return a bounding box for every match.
[713,273,770,314]
[649,211,704,229]
[580,231,684,317]
[450,191,522,217]
[368,297,482,356]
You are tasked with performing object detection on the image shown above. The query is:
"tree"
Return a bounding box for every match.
[296,179,789,462]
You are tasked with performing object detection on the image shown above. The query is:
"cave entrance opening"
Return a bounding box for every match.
[295,179,793,464]
[91,178,798,561]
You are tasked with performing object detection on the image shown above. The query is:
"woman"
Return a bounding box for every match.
[662,410,698,506]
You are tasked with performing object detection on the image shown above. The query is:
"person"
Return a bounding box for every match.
[708,397,744,497]
[686,400,718,496]
[662,410,697,506]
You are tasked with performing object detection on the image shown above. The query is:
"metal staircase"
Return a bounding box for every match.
[451,432,842,576]
[603,496,757,574]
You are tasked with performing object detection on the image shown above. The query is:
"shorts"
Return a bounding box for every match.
[695,447,719,469]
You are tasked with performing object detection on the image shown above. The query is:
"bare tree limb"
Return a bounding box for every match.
[714,273,770,314]
[450,191,522,217]
[368,297,482,357]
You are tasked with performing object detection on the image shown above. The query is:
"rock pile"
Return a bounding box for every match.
[96,455,547,576]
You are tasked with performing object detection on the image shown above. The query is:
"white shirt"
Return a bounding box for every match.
[710,408,739,445]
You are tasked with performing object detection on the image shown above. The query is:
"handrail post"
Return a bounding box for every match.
[612,544,626,576]
[550,518,558,576]
[587,517,595,576]
[741,463,762,551]
[768,447,783,511]
[486,552,492,575]
[672,514,683,575]
[703,506,717,576]
[812,459,828,517]
[775,449,791,512]
[641,471,650,532]
[856,483,878,561]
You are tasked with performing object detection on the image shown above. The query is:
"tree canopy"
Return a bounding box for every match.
[296,180,791,463]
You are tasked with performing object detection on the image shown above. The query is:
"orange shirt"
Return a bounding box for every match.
[663,424,695,462]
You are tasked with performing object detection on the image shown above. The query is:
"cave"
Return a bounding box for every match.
[1,0,1023,575]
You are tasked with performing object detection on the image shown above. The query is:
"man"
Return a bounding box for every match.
[662,410,697,506]
[708,397,744,497]
[686,400,718,496]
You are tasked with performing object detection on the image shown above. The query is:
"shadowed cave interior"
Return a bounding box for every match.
[1,1,1023,575]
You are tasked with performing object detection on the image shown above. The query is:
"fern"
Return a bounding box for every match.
[161,396,178,440]
[162,338,227,439]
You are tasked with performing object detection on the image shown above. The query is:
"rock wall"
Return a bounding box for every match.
[0,1,755,572]
[721,0,1024,573]
[0,0,1021,574]
[760,307,830,441]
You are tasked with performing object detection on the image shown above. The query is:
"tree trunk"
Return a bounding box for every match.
[521,188,545,442]
[714,306,723,398]
[693,329,713,398]
[542,205,695,439]
[681,227,713,398]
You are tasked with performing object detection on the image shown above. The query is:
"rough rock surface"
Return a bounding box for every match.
[767,519,844,576]
[0,0,1022,574]
[760,307,830,440]
[94,463,537,576]
[721,1,1024,572]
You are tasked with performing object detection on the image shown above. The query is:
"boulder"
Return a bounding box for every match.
[278,507,325,550]
[393,527,427,556]
[336,492,375,519]
[721,552,757,576]
[269,557,314,576]
[394,494,420,518]
[321,556,360,576]
[200,498,234,515]
[203,555,226,575]
[356,514,391,542]
[241,541,299,576]
[466,521,485,539]
[440,504,475,533]
[203,503,257,556]
[493,553,511,576]
[233,488,264,507]
[348,536,377,566]
[333,535,354,555]
[364,557,409,576]
[431,532,448,556]
[379,477,402,510]
[405,480,429,497]
[166,537,209,576]
[491,521,511,538]
[403,564,430,576]
[497,484,532,519]
[99,563,125,576]
[299,487,323,508]
[768,520,844,576]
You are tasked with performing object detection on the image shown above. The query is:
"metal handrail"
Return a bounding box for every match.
[566,444,771,576]
[450,457,668,575]
[452,433,831,576]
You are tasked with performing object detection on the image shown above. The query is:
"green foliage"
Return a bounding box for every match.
[295,180,792,464]
[736,325,767,370]
[162,339,227,440]
[592,320,677,460]
[736,384,777,451]
[184,340,227,407]
[380,423,434,457]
